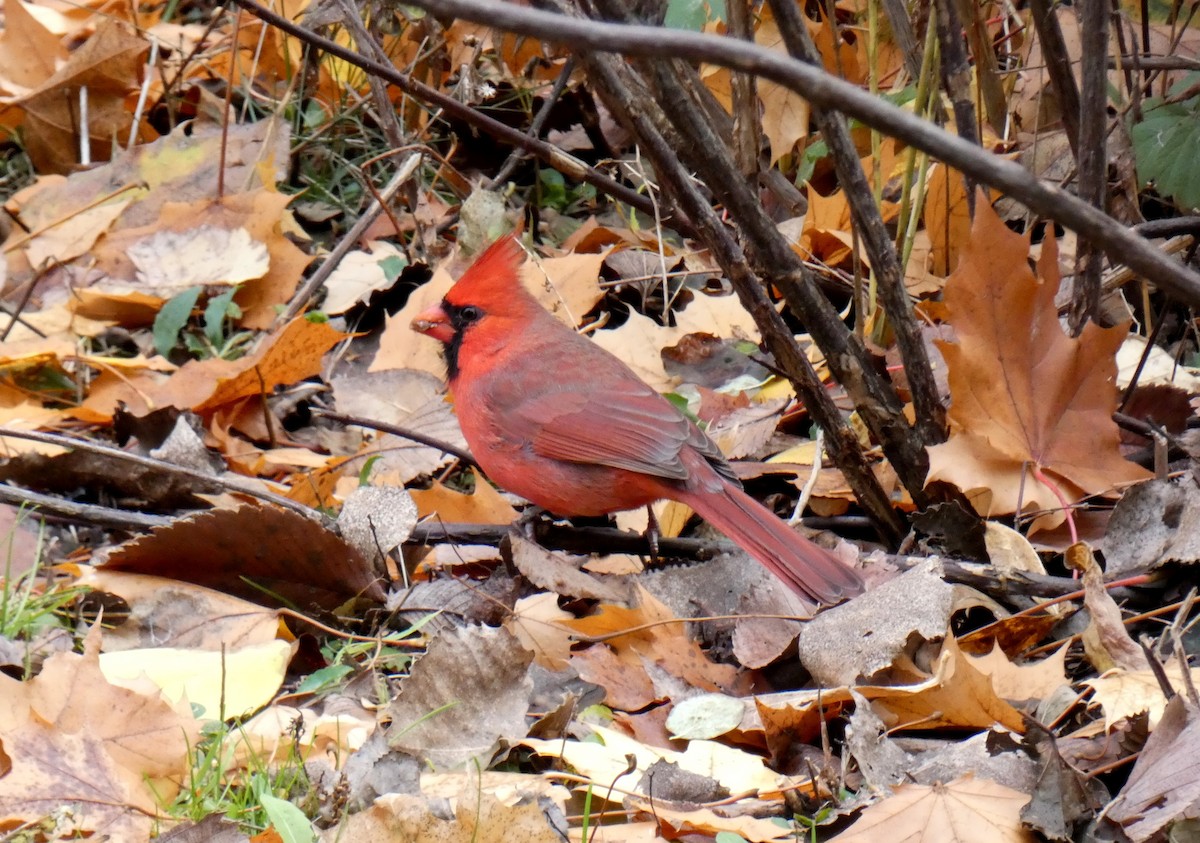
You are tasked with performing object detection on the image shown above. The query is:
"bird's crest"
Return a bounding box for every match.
[445,234,531,310]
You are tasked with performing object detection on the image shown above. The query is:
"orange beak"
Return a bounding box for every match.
[412,303,454,343]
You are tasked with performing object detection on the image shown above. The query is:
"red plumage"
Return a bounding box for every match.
[412,235,863,605]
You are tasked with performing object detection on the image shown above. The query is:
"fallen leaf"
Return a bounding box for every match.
[384,626,533,769]
[99,640,293,720]
[0,626,200,839]
[101,503,386,608]
[126,225,270,292]
[830,775,1034,842]
[74,569,281,651]
[1105,695,1200,841]
[321,240,408,315]
[925,200,1150,527]
[147,316,347,414]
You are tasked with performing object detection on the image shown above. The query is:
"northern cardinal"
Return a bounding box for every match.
[412,235,863,605]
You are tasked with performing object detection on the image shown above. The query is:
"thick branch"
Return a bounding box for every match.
[767,0,946,446]
[399,0,1200,306]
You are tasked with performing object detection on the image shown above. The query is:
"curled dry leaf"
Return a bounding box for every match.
[101,503,385,608]
[1105,695,1200,841]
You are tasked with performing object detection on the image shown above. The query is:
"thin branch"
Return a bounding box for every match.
[228,0,694,237]
[549,2,906,542]
[1071,0,1109,334]
[0,484,171,531]
[311,408,477,465]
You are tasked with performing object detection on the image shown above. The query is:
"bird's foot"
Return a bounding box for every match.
[644,505,660,564]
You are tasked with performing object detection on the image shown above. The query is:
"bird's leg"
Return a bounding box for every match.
[644,505,660,564]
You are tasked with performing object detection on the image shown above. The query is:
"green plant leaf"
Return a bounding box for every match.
[665,0,725,29]
[1131,72,1200,210]
[293,663,353,695]
[259,792,315,843]
[153,286,202,358]
[379,254,407,283]
[204,287,242,347]
[538,167,568,212]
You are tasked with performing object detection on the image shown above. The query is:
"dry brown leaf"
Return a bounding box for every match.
[0,0,67,92]
[9,119,289,238]
[101,503,386,608]
[924,165,974,276]
[505,593,574,670]
[125,225,270,291]
[16,20,150,173]
[1083,664,1200,730]
[524,249,606,323]
[965,642,1069,705]
[636,802,793,842]
[321,240,407,315]
[558,586,739,696]
[0,626,200,839]
[1067,542,1149,673]
[571,642,660,711]
[140,316,346,414]
[93,189,310,328]
[68,287,163,326]
[322,788,562,843]
[21,196,132,268]
[410,470,518,524]
[798,186,855,266]
[523,723,787,801]
[831,775,1034,842]
[1105,695,1200,841]
[384,626,533,769]
[508,532,631,603]
[925,201,1150,526]
[859,636,1027,732]
[75,568,280,651]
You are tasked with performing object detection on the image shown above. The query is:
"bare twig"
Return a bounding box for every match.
[311,408,477,465]
[0,428,326,523]
[1071,0,1109,334]
[0,484,171,531]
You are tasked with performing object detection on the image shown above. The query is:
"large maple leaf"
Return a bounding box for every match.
[925,203,1151,525]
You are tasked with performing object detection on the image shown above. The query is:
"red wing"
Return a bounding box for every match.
[511,381,733,483]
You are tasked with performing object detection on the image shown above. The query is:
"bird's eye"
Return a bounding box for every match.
[459,305,482,323]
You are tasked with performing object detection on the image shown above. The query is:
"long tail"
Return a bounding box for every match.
[679,481,864,605]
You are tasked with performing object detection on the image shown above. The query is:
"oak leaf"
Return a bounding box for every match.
[925,202,1150,525]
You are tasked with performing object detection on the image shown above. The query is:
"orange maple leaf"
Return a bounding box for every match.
[925,202,1151,526]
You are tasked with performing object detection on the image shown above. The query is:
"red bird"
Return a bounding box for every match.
[412,235,863,605]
